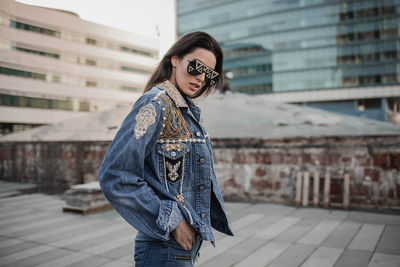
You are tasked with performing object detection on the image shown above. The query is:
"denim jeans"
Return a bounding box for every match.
[134,234,202,267]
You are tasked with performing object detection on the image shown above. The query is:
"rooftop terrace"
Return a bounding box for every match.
[0,181,399,267]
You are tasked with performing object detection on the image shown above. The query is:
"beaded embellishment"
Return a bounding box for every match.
[157,80,187,107]
[165,161,181,182]
[162,143,184,151]
[134,103,157,139]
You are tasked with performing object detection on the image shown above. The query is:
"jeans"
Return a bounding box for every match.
[134,234,202,267]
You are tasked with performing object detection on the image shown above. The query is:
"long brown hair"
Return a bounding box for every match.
[143,31,223,98]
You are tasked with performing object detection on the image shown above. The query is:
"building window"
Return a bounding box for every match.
[52,75,61,83]
[86,81,97,87]
[0,66,46,80]
[233,84,271,94]
[12,46,60,59]
[86,38,97,45]
[120,65,151,74]
[120,46,157,58]
[388,98,400,112]
[0,123,42,136]
[121,85,141,92]
[79,101,90,111]
[383,51,397,61]
[358,99,381,111]
[85,59,97,66]
[382,74,397,84]
[10,20,61,37]
[0,93,73,111]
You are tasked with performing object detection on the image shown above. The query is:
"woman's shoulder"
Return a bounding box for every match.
[134,86,166,107]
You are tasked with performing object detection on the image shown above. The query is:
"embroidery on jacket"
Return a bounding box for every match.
[166,160,181,182]
[134,103,157,139]
[154,82,194,143]
[163,155,185,183]
[157,80,187,107]
[162,143,184,151]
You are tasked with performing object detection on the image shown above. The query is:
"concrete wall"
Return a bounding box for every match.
[0,136,399,211]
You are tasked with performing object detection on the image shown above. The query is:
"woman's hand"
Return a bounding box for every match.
[172,219,196,250]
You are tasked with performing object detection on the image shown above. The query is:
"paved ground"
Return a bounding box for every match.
[0,182,400,267]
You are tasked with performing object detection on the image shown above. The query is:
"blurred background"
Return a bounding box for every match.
[0,1,400,266]
[0,0,399,136]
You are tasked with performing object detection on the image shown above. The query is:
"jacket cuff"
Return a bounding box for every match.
[156,200,183,234]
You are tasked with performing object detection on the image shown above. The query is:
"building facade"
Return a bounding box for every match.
[0,0,159,135]
[177,0,400,123]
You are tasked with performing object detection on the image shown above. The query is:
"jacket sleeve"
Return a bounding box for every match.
[98,93,183,240]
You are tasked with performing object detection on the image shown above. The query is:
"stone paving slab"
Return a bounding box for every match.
[234,240,291,267]
[1,248,74,267]
[375,225,400,255]
[301,246,344,267]
[297,219,341,245]
[348,223,385,251]
[322,221,361,248]
[268,243,316,267]
[199,238,267,267]
[0,191,400,267]
[333,249,372,267]
[369,253,400,267]
[275,218,319,243]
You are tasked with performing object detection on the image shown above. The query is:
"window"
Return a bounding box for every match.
[79,101,90,111]
[121,66,151,74]
[0,66,46,80]
[52,76,61,83]
[358,99,381,110]
[121,85,141,92]
[120,46,157,58]
[86,81,97,87]
[10,20,60,37]
[85,59,96,66]
[13,46,60,59]
[86,38,97,45]
[0,94,73,111]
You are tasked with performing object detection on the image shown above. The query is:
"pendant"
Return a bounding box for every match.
[175,193,184,205]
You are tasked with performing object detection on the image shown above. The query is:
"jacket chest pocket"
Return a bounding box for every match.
[157,143,190,185]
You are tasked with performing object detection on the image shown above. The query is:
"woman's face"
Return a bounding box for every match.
[170,48,217,97]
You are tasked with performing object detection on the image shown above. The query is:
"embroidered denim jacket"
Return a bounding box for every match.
[99,80,233,245]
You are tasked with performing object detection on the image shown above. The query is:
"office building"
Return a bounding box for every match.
[177,0,400,122]
[0,0,159,134]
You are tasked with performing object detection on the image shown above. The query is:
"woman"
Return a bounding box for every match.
[99,31,233,266]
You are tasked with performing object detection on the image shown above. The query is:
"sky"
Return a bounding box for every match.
[16,0,176,57]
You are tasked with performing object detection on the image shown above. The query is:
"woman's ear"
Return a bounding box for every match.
[171,55,178,68]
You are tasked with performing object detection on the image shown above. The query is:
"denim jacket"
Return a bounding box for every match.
[99,80,233,245]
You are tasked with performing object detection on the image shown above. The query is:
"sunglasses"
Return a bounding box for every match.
[185,58,219,87]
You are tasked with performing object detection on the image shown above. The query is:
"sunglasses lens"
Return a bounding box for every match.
[187,60,201,75]
[186,59,219,86]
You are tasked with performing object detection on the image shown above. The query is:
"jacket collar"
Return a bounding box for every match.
[156,80,201,109]
[156,80,187,107]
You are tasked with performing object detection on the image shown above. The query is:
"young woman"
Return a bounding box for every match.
[99,31,233,266]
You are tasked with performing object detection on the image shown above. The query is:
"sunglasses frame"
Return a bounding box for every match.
[185,58,219,87]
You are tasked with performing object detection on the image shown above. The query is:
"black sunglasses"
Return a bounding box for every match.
[185,58,219,87]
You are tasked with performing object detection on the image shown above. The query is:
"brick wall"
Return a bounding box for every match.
[212,136,400,211]
[0,136,399,211]
[0,142,109,193]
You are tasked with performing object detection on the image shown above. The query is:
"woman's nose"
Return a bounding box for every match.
[196,72,206,82]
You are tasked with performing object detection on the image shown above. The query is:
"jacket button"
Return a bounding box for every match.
[199,185,205,191]
[171,151,176,157]
[201,212,206,219]
[199,158,205,163]
[196,131,201,137]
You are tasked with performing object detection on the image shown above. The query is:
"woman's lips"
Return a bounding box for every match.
[189,83,200,91]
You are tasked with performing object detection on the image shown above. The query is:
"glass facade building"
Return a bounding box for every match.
[177,0,400,122]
